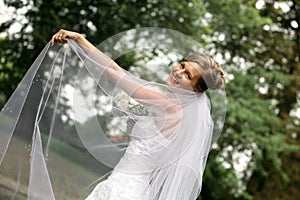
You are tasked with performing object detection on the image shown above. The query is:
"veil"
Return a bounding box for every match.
[0,28,226,200]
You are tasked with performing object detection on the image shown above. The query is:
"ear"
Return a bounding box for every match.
[193,87,200,93]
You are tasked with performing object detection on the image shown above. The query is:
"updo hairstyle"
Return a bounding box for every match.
[182,54,225,92]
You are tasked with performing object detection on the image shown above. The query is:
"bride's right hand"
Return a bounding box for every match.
[51,29,82,46]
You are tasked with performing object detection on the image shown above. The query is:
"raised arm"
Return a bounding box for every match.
[51,29,122,73]
[51,29,174,110]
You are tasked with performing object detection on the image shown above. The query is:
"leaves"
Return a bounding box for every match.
[1,0,299,199]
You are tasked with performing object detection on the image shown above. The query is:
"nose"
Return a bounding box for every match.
[175,69,184,77]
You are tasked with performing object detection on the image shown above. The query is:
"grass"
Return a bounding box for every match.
[0,132,111,199]
[0,174,27,200]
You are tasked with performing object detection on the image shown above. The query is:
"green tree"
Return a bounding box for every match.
[204,0,300,199]
[0,0,209,107]
[1,0,299,199]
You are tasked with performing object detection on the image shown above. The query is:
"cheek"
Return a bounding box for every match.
[191,79,199,87]
[182,78,196,89]
[182,78,193,88]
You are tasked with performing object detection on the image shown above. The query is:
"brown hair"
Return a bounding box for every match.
[182,54,225,92]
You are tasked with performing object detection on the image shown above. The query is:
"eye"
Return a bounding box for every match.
[180,63,185,69]
[187,74,191,80]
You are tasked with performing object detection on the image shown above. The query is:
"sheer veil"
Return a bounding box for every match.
[0,28,226,199]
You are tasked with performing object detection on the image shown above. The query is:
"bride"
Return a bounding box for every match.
[0,28,225,200]
[52,29,225,200]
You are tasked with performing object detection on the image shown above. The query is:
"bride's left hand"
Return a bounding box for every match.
[51,29,82,46]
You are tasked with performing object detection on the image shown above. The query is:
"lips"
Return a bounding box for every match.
[172,74,179,84]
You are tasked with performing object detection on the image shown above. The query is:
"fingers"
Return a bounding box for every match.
[51,29,68,46]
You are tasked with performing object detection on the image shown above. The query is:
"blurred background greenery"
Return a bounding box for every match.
[0,0,299,199]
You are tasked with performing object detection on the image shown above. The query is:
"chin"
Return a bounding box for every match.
[165,76,172,86]
[165,78,176,88]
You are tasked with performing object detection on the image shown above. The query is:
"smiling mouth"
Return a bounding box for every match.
[172,74,179,84]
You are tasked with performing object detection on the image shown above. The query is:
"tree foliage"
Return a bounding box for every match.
[0,0,299,199]
[0,0,209,106]
[205,0,300,199]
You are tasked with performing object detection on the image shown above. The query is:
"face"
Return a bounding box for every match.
[166,61,201,93]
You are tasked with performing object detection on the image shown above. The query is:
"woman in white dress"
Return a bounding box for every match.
[0,28,225,200]
[50,29,225,200]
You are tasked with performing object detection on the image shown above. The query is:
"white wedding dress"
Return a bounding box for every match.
[85,118,169,200]
[0,36,225,199]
